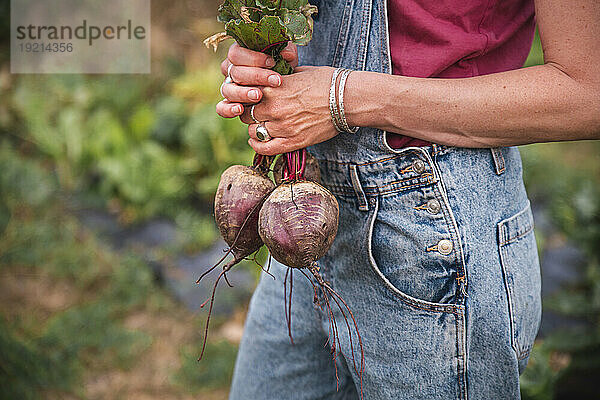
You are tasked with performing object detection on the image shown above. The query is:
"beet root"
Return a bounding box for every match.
[197,164,274,362]
[258,180,339,269]
[214,165,275,265]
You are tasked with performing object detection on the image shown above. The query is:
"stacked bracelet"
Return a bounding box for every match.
[337,69,359,134]
[328,67,359,134]
[329,68,343,132]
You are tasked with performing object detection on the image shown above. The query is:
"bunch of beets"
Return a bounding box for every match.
[200,0,364,394]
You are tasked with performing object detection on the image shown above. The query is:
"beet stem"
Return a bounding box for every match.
[321,284,340,390]
[250,252,275,280]
[322,284,365,399]
[196,249,233,283]
[289,182,298,210]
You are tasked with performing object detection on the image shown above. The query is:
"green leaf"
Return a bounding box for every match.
[256,0,280,8]
[283,0,310,9]
[256,0,309,9]
[218,0,260,23]
[280,8,313,45]
[226,16,290,53]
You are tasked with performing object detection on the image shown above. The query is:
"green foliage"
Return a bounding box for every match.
[217,0,317,74]
[97,141,195,218]
[520,342,559,400]
[0,303,152,399]
[41,304,151,369]
[173,340,238,392]
[520,142,600,398]
[0,143,172,398]
[524,29,544,67]
[0,142,56,208]
[226,16,290,52]
[0,318,75,400]
[174,210,220,253]
[6,66,252,225]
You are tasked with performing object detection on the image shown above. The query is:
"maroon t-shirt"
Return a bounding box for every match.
[386,0,536,148]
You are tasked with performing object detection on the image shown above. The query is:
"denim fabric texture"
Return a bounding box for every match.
[229,0,542,398]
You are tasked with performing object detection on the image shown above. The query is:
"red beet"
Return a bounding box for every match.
[199,155,364,399]
[258,180,338,269]
[214,165,275,265]
[259,179,364,397]
[197,164,274,362]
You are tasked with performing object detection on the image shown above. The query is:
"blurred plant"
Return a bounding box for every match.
[0,143,169,398]
[7,62,251,225]
[520,142,600,399]
[173,340,238,392]
[0,318,75,400]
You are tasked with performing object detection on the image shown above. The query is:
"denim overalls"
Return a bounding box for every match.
[230,0,542,398]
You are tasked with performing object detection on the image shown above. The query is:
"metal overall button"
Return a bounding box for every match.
[437,239,453,255]
[412,159,426,174]
[426,199,441,214]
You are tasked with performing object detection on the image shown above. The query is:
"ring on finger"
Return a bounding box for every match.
[220,65,234,97]
[256,123,271,142]
[250,105,260,124]
[227,64,234,81]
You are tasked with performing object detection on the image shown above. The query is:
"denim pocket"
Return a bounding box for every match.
[366,192,463,313]
[498,201,542,368]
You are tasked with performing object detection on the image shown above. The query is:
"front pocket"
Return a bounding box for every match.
[498,201,542,369]
[366,192,464,313]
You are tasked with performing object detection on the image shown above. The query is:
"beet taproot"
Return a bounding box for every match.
[258,180,338,269]
[214,165,275,264]
[197,164,274,362]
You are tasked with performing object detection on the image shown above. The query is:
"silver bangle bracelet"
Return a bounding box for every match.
[337,69,359,134]
[329,67,344,133]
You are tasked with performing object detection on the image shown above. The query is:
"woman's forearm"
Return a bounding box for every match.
[345,63,600,148]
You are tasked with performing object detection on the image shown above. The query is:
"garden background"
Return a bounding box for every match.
[0,0,598,399]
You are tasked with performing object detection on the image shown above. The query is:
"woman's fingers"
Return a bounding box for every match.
[221,82,263,103]
[281,42,299,67]
[239,111,254,125]
[220,59,230,77]
[239,102,270,125]
[248,137,289,156]
[247,123,290,155]
[216,99,244,119]
[228,43,277,68]
[230,65,281,87]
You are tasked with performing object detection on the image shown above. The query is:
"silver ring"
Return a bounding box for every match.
[220,65,234,97]
[220,77,233,98]
[255,123,271,142]
[250,105,260,124]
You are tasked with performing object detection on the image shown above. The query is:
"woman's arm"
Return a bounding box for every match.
[216,0,600,155]
[345,0,600,147]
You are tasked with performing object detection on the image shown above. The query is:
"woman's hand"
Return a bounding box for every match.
[217,42,298,118]
[216,43,339,155]
[240,66,339,155]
